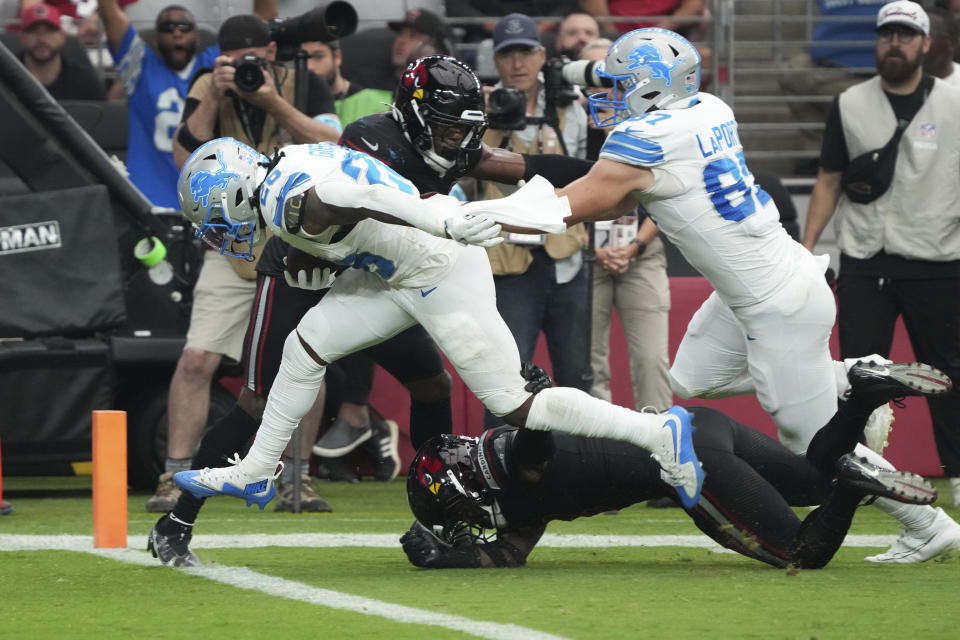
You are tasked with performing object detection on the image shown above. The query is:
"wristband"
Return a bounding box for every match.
[629,238,647,256]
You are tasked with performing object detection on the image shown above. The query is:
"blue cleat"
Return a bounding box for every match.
[651,406,705,509]
[174,454,281,510]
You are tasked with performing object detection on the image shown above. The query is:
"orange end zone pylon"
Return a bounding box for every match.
[92,411,128,548]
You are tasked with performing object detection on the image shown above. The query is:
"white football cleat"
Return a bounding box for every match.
[649,406,704,509]
[174,454,282,510]
[864,507,960,563]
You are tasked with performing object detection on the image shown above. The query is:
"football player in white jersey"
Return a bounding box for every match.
[171,136,705,510]
[558,27,960,562]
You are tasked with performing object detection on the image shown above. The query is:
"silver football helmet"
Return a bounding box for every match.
[589,28,701,127]
[177,137,268,260]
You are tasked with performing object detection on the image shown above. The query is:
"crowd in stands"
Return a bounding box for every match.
[3,0,960,517]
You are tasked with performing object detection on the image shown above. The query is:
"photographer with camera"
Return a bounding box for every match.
[172,14,339,168]
[479,13,591,429]
[147,13,340,515]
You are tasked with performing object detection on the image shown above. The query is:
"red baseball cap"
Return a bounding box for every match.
[21,3,62,31]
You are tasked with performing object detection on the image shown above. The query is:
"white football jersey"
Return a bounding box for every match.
[259,143,459,288]
[599,93,805,308]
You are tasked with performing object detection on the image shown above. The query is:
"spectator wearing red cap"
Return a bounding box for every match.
[16,2,105,100]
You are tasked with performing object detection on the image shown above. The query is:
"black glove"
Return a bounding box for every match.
[400,521,481,569]
[520,362,553,393]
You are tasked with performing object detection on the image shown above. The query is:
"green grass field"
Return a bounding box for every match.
[2,476,959,639]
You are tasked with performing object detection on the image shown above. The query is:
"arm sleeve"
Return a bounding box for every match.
[520,153,593,186]
[818,97,849,172]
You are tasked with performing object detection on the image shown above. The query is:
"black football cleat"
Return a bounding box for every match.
[148,514,202,567]
[835,454,937,505]
[848,361,952,402]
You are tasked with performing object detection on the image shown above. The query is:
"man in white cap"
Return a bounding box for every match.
[804,0,960,557]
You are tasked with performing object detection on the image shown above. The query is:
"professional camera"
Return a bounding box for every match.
[485,57,584,130]
[232,53,268,92]
[268,1,358,61]
[560,58,613,90]
[542,57,581,108]
[486,86,527,130]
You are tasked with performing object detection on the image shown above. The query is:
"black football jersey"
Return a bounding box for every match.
[340,113,467,195]
[479,426,664,527]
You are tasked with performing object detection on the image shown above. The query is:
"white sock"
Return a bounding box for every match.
[525,387,665,451]
[242,332,326,477]
[832,360,850,399]
[854,443,938,531]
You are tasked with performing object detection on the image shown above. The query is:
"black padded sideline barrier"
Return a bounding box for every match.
[0,185,126,337]
[0,338,113,472]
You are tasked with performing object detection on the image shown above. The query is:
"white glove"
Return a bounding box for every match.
[283,265,336,290]
[443,214,504,248]
[460,175,569,234]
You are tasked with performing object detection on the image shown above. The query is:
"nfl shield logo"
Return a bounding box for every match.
[919,123,936,139]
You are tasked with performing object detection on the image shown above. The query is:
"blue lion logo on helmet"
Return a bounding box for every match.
[190,152,239,209]
[626,43,683,87]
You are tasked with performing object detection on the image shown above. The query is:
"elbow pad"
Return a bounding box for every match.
[176,123,208,153]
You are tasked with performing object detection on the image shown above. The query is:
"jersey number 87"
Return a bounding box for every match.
[703,150,771,222]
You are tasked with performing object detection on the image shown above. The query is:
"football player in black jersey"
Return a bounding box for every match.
[401,361,951,571]
[336,56,593,219]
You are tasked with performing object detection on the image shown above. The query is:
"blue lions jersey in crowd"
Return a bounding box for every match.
[110,26,219,209]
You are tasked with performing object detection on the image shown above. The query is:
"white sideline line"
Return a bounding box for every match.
[0,532,899,552]
[0,533,903,638]
[1,539,568,640]
[87,549,569,640]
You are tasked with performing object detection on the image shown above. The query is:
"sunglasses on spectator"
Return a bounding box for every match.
[877,26,921,43]
[157,21,195,34]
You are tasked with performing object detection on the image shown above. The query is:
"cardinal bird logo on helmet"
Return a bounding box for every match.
[416,454,443,494]
[401,60,429,100]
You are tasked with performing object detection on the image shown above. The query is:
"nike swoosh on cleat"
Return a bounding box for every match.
[361,137,379,151]
[420,287,438,297]
[664,416,682,464]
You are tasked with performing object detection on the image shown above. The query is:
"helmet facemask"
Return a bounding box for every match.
[178,138,268,260]
[415,102,487,172]
[393,56,487,175]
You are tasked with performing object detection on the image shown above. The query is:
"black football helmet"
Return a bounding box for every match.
[407,434,501,536]
[392,56,487,174]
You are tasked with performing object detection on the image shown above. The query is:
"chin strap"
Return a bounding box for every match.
[421,148,456,176]
[252,147,286,204]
